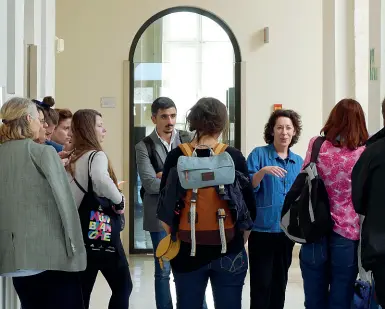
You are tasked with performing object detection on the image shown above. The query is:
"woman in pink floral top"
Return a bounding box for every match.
[300,99,369,309]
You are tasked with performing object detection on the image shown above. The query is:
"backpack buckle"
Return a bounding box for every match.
[217,208,226,220]
[218,184,225,195]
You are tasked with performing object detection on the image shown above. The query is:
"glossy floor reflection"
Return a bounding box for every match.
[90,252,304,309]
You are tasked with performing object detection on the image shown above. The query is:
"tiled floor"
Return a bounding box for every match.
[90,253,304,309]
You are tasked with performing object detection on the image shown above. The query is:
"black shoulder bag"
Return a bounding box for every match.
[75,151,122,258]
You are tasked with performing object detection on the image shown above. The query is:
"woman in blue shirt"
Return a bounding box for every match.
[247,109,303,309]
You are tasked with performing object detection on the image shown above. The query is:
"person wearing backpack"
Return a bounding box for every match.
[246,109,303,309]
[300,99,368,309]
[156,97,256,309]
[135,97,199,309]
[67,109,133,309]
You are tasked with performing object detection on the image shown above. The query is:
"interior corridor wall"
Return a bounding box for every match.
[56,0,324,176]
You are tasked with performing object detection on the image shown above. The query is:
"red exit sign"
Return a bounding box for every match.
[273,104,282,111]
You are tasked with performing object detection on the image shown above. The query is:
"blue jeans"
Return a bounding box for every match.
[173,249,248,309]
[300,232,358,309]
[151,231,174,309]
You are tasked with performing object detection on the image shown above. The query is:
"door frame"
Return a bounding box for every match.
[127,6,242,254]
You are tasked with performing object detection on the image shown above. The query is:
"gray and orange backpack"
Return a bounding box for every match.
[176,143,236,256]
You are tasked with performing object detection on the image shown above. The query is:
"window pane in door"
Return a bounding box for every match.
[201,16,230,42]
[163,12,199,42]
[162,43,199,125]
[201,42,234,103]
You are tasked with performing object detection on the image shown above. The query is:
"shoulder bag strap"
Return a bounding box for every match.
[73,151,97,194]
[143,136,163,171]
[73,178,86,194]
[310,137,326,163]
[87,151,98,192]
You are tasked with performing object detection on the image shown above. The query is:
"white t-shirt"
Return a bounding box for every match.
[67,151,122,207]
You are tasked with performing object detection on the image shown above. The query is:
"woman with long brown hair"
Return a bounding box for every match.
[300,99,369,309]
[67,109,132,309]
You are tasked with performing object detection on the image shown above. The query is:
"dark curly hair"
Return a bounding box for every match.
[263,109,302,147]
[186,97,228,142]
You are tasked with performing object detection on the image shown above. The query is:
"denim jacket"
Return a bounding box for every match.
[247,144,303,233]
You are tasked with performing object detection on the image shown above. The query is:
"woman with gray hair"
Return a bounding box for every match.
[0,97,86,309]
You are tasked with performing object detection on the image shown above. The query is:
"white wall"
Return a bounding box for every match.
[56,0,324,166]
[0,0,56,103]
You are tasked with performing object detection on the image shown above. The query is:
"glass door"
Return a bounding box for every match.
[130,12,237,253]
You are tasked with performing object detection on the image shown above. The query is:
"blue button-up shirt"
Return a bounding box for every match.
[45,140,64,153]
[247,144,303,233]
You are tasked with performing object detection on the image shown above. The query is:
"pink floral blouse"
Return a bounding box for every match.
[303,137,365,240]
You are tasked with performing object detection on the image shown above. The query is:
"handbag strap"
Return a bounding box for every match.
[73,178,86,194]
[86,151,98,193]
[310,136,326,163]
[73,151,98,194]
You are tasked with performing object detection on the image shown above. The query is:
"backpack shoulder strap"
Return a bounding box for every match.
[179,143,193,156]
[310,137,326,163]
[214,143,228,155]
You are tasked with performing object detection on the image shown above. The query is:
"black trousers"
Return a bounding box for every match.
[13,270,84,309]
[248,231,294,309]
[371,263,385,307]
[81,252,133,309]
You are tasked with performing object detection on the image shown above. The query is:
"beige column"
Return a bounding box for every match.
[322,0,336,123]
[335,0,356,101]
[322,0,356,122]
[6,0,25,97]
[354,0,382,133]
[40,0,56,96]
[368,0,382,133]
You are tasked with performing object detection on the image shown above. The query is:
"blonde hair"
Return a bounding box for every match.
[0,97,38,143]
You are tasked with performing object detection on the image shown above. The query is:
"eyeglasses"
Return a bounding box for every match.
[39,119,46,124]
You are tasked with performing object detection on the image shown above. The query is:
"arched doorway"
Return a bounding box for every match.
[128,6,242,254]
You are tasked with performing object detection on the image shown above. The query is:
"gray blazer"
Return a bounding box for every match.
[0,139,86,275]
[135,129,190,232]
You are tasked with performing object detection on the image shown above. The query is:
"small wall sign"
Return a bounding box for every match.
[370,48,379,81]
[100,97,116,108]
[273,103,282,111]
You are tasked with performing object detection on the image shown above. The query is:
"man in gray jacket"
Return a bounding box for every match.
[135,97,190,309]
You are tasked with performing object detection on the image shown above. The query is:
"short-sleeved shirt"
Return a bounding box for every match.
[247,144,303,233]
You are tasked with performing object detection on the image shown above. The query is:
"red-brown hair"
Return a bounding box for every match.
[321,99,369,149]
[67,109,118,188]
